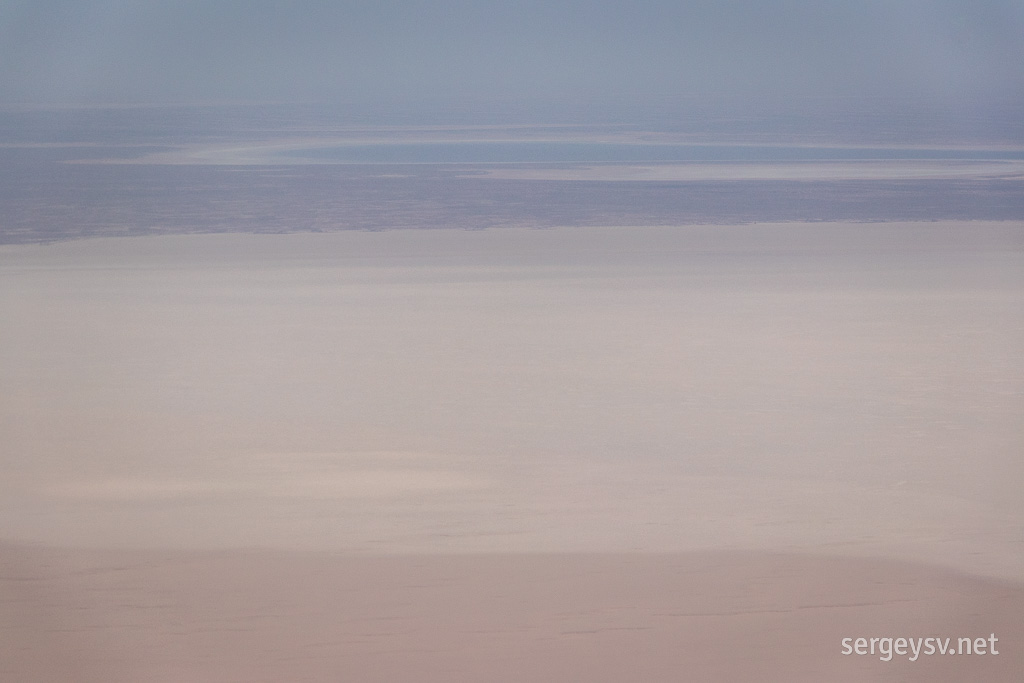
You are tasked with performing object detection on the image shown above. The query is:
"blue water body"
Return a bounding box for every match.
[278,142,1024,164]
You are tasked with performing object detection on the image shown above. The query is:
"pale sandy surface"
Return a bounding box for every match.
[1,221,1023,679]
[94,137,1024,181]
[69,131,1024,183]
[2,544,1022,682]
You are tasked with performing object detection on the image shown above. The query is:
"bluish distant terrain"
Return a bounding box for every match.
[2,103,1024,244]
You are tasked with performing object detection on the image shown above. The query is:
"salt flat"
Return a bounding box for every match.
[2,222,1022,574]
[2,221,1022,680]
[3,545,1022,683]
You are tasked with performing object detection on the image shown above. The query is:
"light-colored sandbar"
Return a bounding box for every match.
[478,160,1024,181]
[2,544,1021,682]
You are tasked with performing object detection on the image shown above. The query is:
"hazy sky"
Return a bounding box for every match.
[1,0,1023,110]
